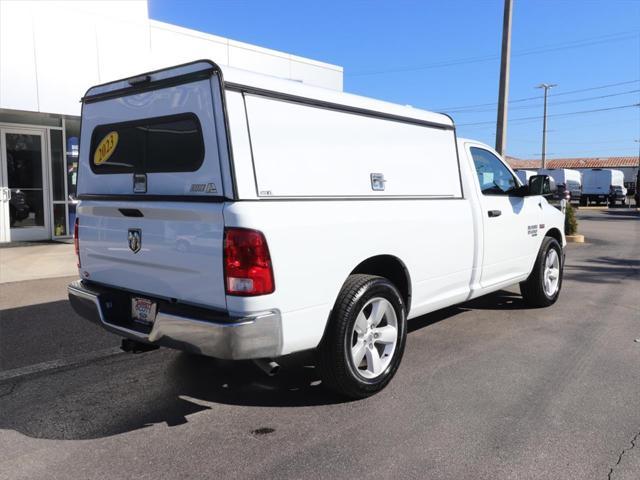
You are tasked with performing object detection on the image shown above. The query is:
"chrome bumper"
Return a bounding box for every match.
[67,280,282,360]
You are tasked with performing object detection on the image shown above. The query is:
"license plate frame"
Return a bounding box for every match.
[131,297,157,325]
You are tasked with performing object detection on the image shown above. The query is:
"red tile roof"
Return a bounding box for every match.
[506,156,640,170]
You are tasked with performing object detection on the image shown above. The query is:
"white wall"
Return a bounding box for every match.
[148,21,343,90]
[0,0,343,117]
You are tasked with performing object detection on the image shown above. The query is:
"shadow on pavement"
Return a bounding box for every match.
[0,289,545,441]
[604,209,639,217]
[0,300,120,372]
[0,351,342,441]
[564,256,639,284]
[576,209,639,221]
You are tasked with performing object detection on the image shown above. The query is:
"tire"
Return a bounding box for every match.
[318,274,407,399]
[520,237,563,308]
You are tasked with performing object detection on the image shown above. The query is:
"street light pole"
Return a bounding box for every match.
[536,83,557,168]
[495,0,513,156]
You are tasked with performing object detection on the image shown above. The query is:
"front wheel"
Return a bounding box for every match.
[318,274,407,399]
[520,237,563,307]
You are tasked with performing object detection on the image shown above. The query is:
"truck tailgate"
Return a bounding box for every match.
[78,201,226,309]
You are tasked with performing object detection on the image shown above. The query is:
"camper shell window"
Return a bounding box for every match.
[89,113,204,174]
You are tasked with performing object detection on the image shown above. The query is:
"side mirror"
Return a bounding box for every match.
[528,175,557,197]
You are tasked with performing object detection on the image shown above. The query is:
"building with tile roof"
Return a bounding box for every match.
[506,156,639,193]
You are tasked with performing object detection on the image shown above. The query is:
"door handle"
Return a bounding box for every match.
[488,210,502,218]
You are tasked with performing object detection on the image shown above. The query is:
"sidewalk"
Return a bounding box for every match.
[0,242,77,284]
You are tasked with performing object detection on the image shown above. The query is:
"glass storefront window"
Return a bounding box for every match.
[53,204,67,236]
[51,130,65,201]
[6,133,45,228]
[65,118,80,201]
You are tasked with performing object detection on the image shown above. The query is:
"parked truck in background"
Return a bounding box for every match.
[581,168,626,206]
[68,60,566,398]
[539,168,582,205]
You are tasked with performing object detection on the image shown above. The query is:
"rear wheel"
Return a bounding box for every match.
[318,274,407,399]
[520,237,563,307]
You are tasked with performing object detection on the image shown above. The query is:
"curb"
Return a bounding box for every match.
[566,234,585,243]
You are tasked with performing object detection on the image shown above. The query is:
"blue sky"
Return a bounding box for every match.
[149,0,640,159]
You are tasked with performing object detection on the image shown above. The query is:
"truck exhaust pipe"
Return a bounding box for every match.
[253,359,280,376]
[121,338,159,354]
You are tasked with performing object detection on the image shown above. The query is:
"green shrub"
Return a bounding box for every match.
[564,203,578,235]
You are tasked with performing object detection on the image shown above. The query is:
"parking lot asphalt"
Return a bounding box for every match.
[0,208,638,480]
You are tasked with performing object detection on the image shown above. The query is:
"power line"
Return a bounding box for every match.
[436,79,640,112]
[463,116,640,132]
[464,118,638,135]
[548,79,640,98]
[457,103,640,126]
[447,88,640,114]
[348,30,639,77]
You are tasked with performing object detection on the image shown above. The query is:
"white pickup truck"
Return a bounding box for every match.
[68,60,565,398]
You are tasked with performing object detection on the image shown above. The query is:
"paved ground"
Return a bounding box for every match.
[0,242,76,284]
[0,209,638,480]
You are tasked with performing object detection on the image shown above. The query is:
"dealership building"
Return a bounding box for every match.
[0,0,343,243]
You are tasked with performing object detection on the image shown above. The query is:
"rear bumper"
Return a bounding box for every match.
[68,280,282,360]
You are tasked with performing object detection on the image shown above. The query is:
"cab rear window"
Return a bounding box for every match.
[89,113,204,174]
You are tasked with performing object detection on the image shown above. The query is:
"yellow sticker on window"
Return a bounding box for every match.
[93,131,119,165]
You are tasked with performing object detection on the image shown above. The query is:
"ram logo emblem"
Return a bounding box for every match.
[128,228,142,253]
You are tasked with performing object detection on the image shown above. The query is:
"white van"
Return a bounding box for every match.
[68,61,565,398]
[539,168,582,204]
[581,168,627,206]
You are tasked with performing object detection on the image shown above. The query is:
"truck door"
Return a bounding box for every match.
[469,147,541,288]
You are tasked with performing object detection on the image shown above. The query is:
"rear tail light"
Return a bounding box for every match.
[224,228,275,296]
[74,218,81,268]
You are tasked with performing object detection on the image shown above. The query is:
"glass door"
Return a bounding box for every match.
[0,128,50,242]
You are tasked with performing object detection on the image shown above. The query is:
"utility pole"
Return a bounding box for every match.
[536,83,557,168]
[495,0,513,156]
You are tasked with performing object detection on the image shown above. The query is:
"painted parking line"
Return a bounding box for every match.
[0,347,124,383]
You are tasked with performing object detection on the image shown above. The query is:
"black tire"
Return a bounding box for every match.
[520,237,563,308]
[318,274,407,399]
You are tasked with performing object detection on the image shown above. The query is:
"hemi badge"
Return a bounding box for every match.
[539,224,545,229]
